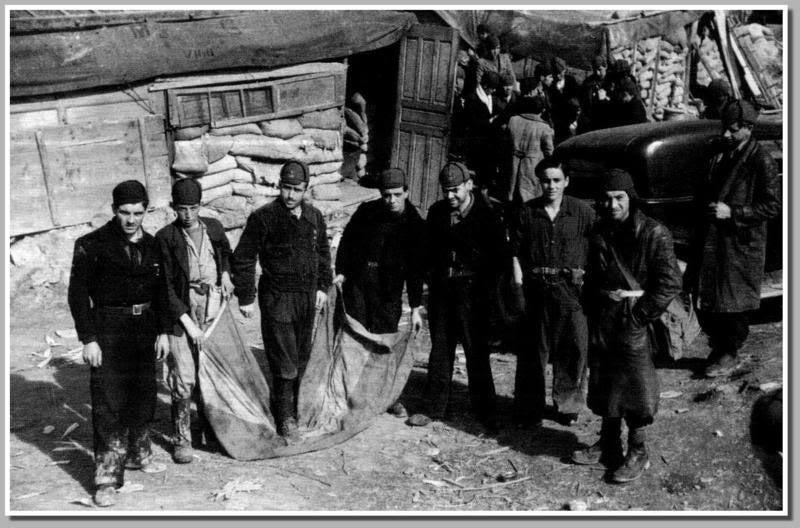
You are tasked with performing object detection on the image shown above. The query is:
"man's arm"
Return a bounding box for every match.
[731,146,781,226]
[231,212,264,307]
[630,225,682,325]
[157,232,191,327]
[67,237,97,345]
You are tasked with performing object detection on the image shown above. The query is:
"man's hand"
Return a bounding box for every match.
[315,290,328,310]
[221,271,234,298]
[597,88,608,101]
[186,321,206,351]
[333,274,345,286]
[708,202,732,220]
[239,302,255,319]
[83,341,102,368]
[410,307,423,336]
[154,333,170,361]
[607,289,626,302]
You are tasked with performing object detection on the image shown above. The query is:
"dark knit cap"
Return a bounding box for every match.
[112,180,148,207]
[721,99,758,127]
[592,54,607,68]
[601,168,638,200]
[280,161,310,185]
[172,178,202,205]
[481,70,501,90]
[439,162,471,187]
[379,168,406,190]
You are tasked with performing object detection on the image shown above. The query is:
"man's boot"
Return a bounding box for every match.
[277,378,301,443]
[611,426,650,483]
[571,417,623,468]
[171,398,194,464]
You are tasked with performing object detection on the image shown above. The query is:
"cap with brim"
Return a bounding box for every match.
[379,168,406,190]
[439,162,471,187]
[113,180,148,207]
[280,161,310,185]
[172,178,202,205]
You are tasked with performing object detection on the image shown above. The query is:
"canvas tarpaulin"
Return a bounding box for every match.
[435,10,701,70]
[197,285,416,460]
[10,10,417,97]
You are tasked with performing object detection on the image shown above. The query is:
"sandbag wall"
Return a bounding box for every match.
[607,24,691,118]
[170,108,346,230]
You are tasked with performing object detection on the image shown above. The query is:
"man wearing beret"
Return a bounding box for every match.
[511,158,595,429]
[232,161,332,442]
[685,100,781,378]
[407,162,508,432]
[334,168,426,417]
[572,169,682,483]
[156,178,234,464]
[68,180,170,506]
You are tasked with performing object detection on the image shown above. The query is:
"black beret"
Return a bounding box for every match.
[112,180,148,207]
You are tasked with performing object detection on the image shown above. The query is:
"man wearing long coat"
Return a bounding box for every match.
[685,100,781,377]
[506,96,554,203]
[572,169,682,484]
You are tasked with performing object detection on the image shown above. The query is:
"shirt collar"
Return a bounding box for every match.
[476,85,492,113]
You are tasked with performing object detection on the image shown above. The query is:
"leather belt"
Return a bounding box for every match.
[98,302,151,316]
[446,268,475,279]
[530,266,566,276]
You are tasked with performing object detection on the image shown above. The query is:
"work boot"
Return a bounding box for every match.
[388,401,408,418]
[704,353,743,378]
[93,485,116,507]
[611,444,650,483]
[571,419,623,468]
[171,398,193,464]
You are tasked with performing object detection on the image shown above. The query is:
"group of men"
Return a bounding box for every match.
[452,47,649,206]
[69,91,779,505]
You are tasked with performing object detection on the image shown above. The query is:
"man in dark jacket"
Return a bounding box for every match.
[68,180,170,507]
[610,78,649,128]
[463,70,502,194]
[579,55,613,133]
[156,178,233,464]
[511,158,595,427]
[548,56,580,143]
[232,161,333,442]
[407,162,507,432]
[572,169,682,484]
[685,100,781,378]
[334,167,426,417]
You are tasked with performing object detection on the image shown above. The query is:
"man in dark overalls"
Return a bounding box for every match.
[156,178,234,463]
[407,162,507,432]
[68,180,169,507]
[334,168,426,417]
[232,161,332,442]
[511,158,595,428]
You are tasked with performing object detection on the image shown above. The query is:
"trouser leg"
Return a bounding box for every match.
[551,301,589,415]
[90,368,127,489]
[701,311,750,359]
[513,292,547,422]
[457,282,496,420]
[425,291,457,418]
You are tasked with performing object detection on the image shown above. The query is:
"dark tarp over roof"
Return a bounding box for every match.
[436,10,702,70]
[10,10,417,98]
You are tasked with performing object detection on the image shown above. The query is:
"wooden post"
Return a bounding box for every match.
[34,130,59,227]
[137,116,152,195]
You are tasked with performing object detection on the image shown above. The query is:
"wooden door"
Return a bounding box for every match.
[391,24,459,216]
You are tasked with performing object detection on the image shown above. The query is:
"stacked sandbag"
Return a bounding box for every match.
[622,34,688,116]
[732,24,783,107]
[170,108,347,215]
[695,37,726,87]
[343,93,369,181]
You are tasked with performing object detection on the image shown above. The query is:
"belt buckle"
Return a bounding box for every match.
[132,304,143,316]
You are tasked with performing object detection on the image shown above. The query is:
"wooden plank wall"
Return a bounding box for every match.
[9,84,171,236]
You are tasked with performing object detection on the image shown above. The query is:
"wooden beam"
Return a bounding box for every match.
[33,130,59,227]
[137,116,152,193]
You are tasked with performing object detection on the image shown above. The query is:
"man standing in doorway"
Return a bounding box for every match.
[510,158,595,428]
[232,161,332,442]
[156,178,234,464]
[407,162,507,432]
[68,180,169,507]
[572,169,682,483]
[685,100,781,378]
[334,167,426,417]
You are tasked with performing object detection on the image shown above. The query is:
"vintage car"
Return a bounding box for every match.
[554,113,783,299]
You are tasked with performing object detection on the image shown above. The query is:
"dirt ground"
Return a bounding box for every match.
[8,284,784,513]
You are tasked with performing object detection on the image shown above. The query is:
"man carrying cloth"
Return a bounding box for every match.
[685,99,781,378]
[334,167,426,417]
[572,169,682,484]
[68,180,169,507]
[156,178,234,464]
[232,161,332,442]
[407,162,507,432]
[510,157,595,428]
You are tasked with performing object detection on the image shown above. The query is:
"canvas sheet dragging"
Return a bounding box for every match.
[197,285,416,460]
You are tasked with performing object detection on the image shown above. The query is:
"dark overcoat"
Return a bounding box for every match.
[686,137,781,313]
